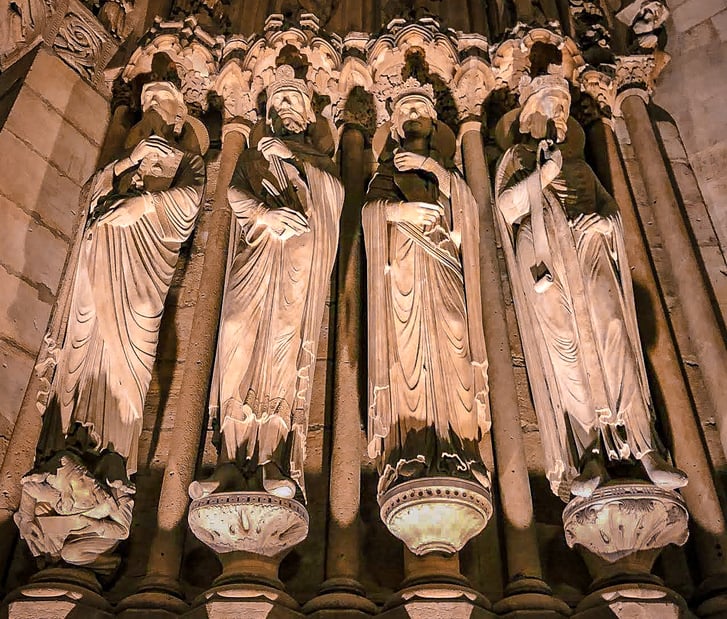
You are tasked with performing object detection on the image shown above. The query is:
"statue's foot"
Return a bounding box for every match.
[262,463,296,499]
[641,451,688,490]
[571,456,608,498]
[189,462,244,499]
[95,452,129,487]
[189,480,220,500]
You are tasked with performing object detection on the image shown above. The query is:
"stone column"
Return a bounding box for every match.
[459,120,571,618]
[117,122,247,618]
[591,116,727,617]
[619,90,727,461]
[303,126,376,618]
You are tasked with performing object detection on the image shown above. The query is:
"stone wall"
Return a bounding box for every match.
[0,47,109,461]
[655,1,727,321]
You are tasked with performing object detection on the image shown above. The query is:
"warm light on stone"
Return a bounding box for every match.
[188,492,309,557]
[379,477,493,556]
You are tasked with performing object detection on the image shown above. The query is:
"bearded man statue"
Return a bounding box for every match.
[190,64,343,501]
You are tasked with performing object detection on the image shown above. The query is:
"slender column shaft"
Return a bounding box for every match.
[589,118,727,583]
[326,126,365,582]
[460,123,544,585]
[620,94,727,460]
[144,127,246,588]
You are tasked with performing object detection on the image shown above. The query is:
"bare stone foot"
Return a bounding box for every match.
[95,452,129,487]
[641,451,688,490]
[571,456,608,497]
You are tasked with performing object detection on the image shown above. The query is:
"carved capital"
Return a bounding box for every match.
[453,55,494,121]
[53,0,118,89]
[215,59,256,123]
[612,53,666,115]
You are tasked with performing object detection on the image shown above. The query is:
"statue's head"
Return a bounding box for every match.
[390,79,438,141]
[266,64,316,135]
[518,75,571,143]
[140,81,187,136]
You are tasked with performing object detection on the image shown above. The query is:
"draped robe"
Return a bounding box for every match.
[42,147,206,475]
[495,142,656,499]
[363,149,490,496]
[212,139,343,498]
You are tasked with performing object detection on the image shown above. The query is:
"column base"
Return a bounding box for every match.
[493,578,572,617]
[573,582,693,618]
[377,583,496,619]
[302,577,378,617]
[1,567,113,619]
[692,574,727,617]
[116,574,190,618]
[184,582,303,619]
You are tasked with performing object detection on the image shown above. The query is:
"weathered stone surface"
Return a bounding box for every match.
[0,265,53,354]
[5,86,100,186]
[671,0,725,32]
[0,195,68,294]
[24,48,109,146]
[0,130,81,239]
[0,341,35,427]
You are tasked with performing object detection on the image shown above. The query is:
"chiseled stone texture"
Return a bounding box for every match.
[0,46,107,435]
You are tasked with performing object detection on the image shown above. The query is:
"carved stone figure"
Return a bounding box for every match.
[617,0,669,51]
[0,0,43,63]
[190,64,343,501]
[363,79,491,498]
[494,74,686,499]
[16,80,207,568]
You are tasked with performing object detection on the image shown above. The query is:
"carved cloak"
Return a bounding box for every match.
[211,140,343,499]
[495,142,656,499]
[43,149,206,475]
[363,142,490,496]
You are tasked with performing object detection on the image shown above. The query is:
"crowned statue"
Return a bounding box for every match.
[494,74,686,500]
[190,64,343,501]
[15,80,208,569]
[363,78,491,499]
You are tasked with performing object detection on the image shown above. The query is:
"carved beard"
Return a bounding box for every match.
[270,107,308,134]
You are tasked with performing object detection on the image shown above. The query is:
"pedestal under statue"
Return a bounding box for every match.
[187,63,343,616]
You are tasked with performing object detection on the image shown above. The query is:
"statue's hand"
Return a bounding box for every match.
[258,137,294,161]
[539,146,562,187]
[393,150,429,172]
[258,207,309,240]
[129,135,174,165]
[387,201,442,226]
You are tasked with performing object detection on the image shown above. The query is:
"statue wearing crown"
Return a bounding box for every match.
[494,74,686,500]
[363,78,491,502]
[191,64,343,502]
[15,80,208,570]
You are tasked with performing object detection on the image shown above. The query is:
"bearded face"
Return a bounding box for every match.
[519,89,571,143]
[268,88,313,134]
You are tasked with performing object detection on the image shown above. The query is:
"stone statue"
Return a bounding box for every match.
[617,0,669,51]
[494,74,686,499]
[17,80,207,569]
[363,79,490,498]
[190,64,343,501]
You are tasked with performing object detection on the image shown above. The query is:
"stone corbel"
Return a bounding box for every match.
[52,0,119,95]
